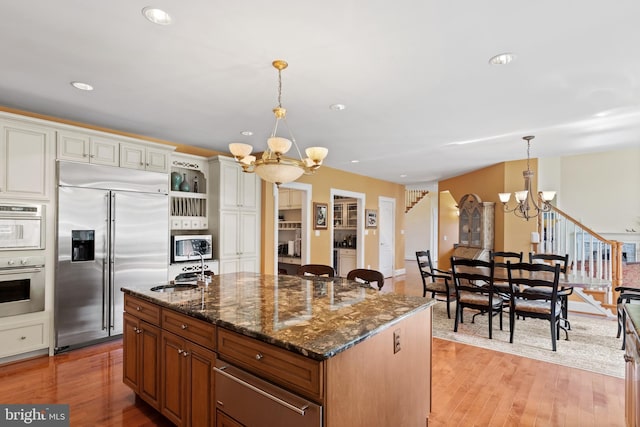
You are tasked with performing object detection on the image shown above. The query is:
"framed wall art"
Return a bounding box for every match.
[314,202,328,230]
[366,209,377,229]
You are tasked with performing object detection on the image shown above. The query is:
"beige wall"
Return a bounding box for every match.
[437,160,537,268]
[260,166,406,275]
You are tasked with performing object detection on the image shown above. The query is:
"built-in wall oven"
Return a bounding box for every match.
[0,255,45,318]
[0,203,45,250]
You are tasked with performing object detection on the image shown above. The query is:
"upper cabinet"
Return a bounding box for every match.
[169,153,208,230]
[457,193,494,250]
[0,119,54,200]
[209,156,261,275]
[278,188,302,210]
[57,130,119,167]
[334,199,357,230]
[57,129,174,174]
[120,142,171,173]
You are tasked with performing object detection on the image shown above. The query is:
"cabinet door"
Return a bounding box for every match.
[146,148,170,173]
[139,320,161,409]
[239,211,258,258]
[120,143,146,170]
[278,188,290,209]
[57,131,90,162]
[217,410,244,427]
[219,258,240,275]
[186,341,216,427]
[220,161,241,209]
[240,172,258,210]
[90,137,120,166]
[161,331,187,427]
[289,189,302,209]
[123,313,140,392]
[220,211,240,258]
[0,121,52,199]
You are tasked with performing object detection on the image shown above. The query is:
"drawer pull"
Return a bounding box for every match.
[625,355,634,363]
[136,306,142,311]
[255,353,263,361]
[181,324,188,330]
[214,366,308,416]
[216,400,224,407]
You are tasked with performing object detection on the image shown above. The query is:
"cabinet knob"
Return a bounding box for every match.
[624,355,634,363]
[177,349,183,354]
[255,353,263,360]
[136,306,142,311]
[20,336,26,340]
[181,324,188,330]
[182,351,189,357]
[136,328,142,334]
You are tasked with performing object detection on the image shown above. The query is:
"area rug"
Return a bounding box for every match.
[431,301,625,378]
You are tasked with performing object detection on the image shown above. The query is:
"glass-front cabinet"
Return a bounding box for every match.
[458,193,494,250]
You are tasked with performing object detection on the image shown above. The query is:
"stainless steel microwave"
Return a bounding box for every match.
[0,203,45,250]
[171,234,213,262]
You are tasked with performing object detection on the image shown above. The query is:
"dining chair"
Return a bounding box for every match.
[347,268,384,290]
[416,250,455,318]
[450,257,502,339]
[528,253,573,330]
[489,251,523,294]
[615,286,640,350]
[506,261,565,351]
[296,264,336,277]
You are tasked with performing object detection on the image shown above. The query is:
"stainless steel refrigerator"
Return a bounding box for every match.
[55,161,169,352]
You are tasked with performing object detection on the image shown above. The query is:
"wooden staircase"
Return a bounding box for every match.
[405,189,429,213]
[538,205,623,316]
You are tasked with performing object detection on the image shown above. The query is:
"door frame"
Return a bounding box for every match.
[272,182,312,274]
[330,189,365,272]
[378,196,396,277]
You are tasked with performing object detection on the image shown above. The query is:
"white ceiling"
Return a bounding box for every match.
[2,1,640,185]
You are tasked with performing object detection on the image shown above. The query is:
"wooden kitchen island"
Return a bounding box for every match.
[121,273,434,427]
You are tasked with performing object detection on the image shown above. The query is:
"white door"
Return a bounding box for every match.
[378,197,395,277]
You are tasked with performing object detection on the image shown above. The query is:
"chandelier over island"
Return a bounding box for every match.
[498,135,556,221]
[229,60,328,186]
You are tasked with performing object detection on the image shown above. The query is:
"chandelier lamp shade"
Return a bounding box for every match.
[498,135,556,221]
[228,60,328,186]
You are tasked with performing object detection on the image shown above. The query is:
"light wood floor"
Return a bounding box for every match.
[0,265,625,426]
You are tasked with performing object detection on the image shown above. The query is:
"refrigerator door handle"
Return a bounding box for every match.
[109,193,116,330]
[102,193,109,331]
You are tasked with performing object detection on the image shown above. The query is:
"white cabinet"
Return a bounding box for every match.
[170,153,208,230]
[209,156,261,274]
[120,142,171,173]
[338,248,356,277]
[333,199,357,230]
[278,188,302,210]
[0,119,54,200]
[219,159,259,211]
[0,312,50,358]
[57,130,119,166]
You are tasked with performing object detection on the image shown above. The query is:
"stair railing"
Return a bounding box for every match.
[538,205,623,307]
[405,190,429,213]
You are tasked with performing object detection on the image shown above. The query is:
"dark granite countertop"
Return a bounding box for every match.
[121,272,435,361]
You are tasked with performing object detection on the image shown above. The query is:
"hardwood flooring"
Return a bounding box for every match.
[0,265,625,426]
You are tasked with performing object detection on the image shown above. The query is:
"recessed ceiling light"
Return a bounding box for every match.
[70,81,94,91]
[330,104,346,111]
[488,53,515,65]
[351,160,360,163]
[240,131,253,136]
[142,7,172,25]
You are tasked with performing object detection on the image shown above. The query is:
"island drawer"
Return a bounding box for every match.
[124,295,160,325]
[217,328,323,402]
[161,309,216,351]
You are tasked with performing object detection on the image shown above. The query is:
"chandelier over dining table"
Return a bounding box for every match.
[498,135,556,221]
[228,60,328,186]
